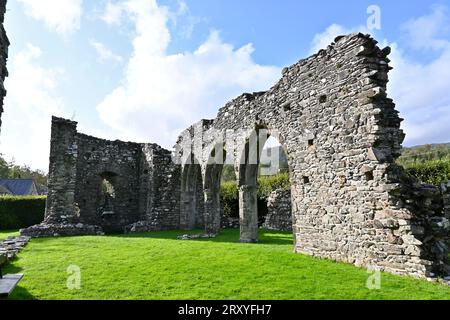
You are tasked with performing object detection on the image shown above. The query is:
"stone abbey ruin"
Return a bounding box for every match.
[22,33,450,277]
[8,32,448,279]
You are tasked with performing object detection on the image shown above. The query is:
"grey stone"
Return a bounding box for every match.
[263,189,292,232]
[0,0,8,132]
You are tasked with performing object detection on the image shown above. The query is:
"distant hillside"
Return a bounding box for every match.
[397,143,450,167]
[259,143,450,170]
[222,144,450,185]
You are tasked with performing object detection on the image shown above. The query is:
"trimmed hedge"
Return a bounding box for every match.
[403,159,450,186]
[0,196,46,230]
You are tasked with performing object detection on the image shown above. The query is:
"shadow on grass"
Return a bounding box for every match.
[115,228,294,246]
[1,257,36,300]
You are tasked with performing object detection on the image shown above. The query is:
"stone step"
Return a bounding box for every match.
[0,236,31,261]
[0,274,24,297]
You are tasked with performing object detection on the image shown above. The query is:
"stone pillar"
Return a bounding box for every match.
[239,185,258,243]
[180,191,196,230]
[204,188,221,234]
[0,0,9,133]
[44,117,79,223]
[442,181,450,221]
[441,181,450,257]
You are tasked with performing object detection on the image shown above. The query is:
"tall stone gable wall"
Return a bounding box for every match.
[175,33,449,278]
[0,0,9,132]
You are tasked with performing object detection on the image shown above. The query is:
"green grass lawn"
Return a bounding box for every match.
[3,229,450,300]
[0,229,20,241]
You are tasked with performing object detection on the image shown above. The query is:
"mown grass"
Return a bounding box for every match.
[0,229,20,241]
[3,229,450,300]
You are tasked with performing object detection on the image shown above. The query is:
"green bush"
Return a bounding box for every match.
[220,181,239,218]
[403,159,450,186]
[257,173,290,199]
[0,196,46,230]
[220,173,290,218]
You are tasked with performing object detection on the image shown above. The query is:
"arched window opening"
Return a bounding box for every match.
[204,144,233,234]
[181,155,204,230]
[238,129,292,243]
[98,172,117,217]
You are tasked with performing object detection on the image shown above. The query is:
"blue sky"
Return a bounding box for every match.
[1,0,450,171]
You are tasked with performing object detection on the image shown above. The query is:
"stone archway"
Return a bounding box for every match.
[180,155,204,230]
[236,127,294,243]
[203,144,227,235]
[98,171,117,217]
[237,129,262,243]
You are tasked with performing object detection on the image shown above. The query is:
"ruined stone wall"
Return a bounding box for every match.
[73,134,143,233]
[441,181,450,250]
[22,117,181,236]
[263,189,292,232]
[125,145,181,232]
[0,0,9,132]
[176,33,449,278]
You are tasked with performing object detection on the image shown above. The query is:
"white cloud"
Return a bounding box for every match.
[401,5,449,51]
[311,7,450,146]
[170,0,203,39]
[17,0,83,35]
[90,40,123,63]
[0,44,69,171]
[101,1,123,25]
[96,0,280,147]
[388,5,450,145]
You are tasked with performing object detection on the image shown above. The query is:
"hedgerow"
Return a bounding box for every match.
[0,196,46,230]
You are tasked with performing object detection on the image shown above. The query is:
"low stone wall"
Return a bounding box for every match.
[263,189,292,232]
[21,223,104,238]
[221,217,240,229]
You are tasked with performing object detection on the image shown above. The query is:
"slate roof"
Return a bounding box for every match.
[0,179,37,195]
[0,184,11,194]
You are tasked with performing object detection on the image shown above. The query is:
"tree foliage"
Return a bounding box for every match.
[403,160,450,186]
[220,173,290,218]
[397,143,450,186]
[0,154,48,189]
